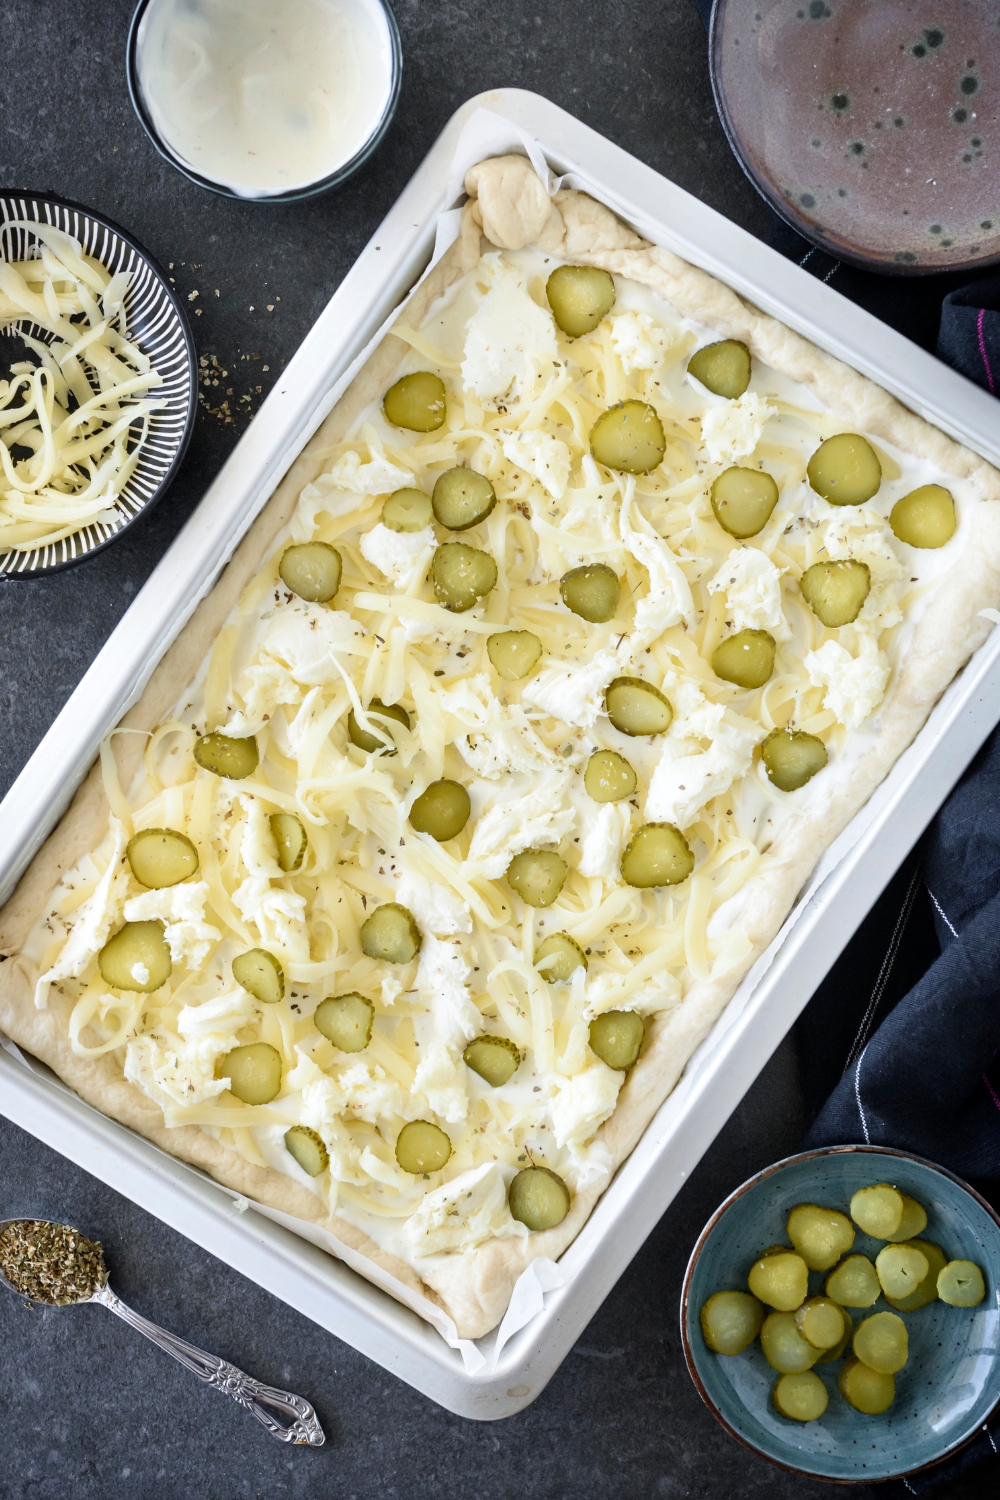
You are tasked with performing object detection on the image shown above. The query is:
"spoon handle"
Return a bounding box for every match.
[92,1283,324,1445]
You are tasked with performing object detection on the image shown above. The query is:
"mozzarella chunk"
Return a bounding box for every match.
[325,448,414,495]
[501,428,571,499]
[462,254,558,400]
[700,392,775,465]
[610,310,665,374]
[579,802,632,880]
[465,777,575,878]
[521,647,624,730]
[404,1163,524,1256]
[415,935,480,1047]
[623,519,698,640]
[124,987,257,1108]
[438,673,559,779]
[360,522,435,590]
[34,819,128,1009]
[708,545,790,639]
[645,714,762,828]
[395,867,472,937]
[412,1042,469,1125]
[549,1061,623,1147]
[123,880,221,971]
[805,635,890,729]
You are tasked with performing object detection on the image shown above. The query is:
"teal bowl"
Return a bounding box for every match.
[681,1146,1000,1483]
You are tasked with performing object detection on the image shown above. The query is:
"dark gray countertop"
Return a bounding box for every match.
[0,4,991,1498]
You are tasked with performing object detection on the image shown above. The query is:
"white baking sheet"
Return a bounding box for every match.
[3,88,1000,1418]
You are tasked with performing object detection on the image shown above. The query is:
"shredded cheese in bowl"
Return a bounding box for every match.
[0,222,165,554]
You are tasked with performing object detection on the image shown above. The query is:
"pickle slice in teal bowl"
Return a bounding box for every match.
[681,1146,1000,1482]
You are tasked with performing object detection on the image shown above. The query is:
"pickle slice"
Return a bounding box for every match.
[807,433,882,506]
[621,823,694,888]
[605,677,673,737]
[487,629,542,680]
[270,812,306,872]
[588,1009,644,1070]
[382,487,434,533]
[98,921,172,992]
[761,729,828,792]
[347,699,411,755]
[884,1240,947,1311]
[710,467,779,539]
[787,1204,855,1270]
[883,1193,928,1243]
[584,749,637,803]
[463,1034,521,1087]
[408,779,471,842]
[506,849,568,908]
[749,1250,809,1312]
[700,1290,765,1355]
[126,828,199,889]
[431,468,496,531]
[314,992,374,1053]
[853,1311,908,1374]
[431,542,497,612]
[937,1259,986,1307]
[688,340,751,399]
[278,542,342,603]
[383,371,446,432]
[712,629,776,689]
[284,1125,329,1177]
[825,1253,880,1308]
[534,931,587,982]
[232,949,285,1005]
[220,1042,282,1105]
[839,1356,894,1414]
[546,264,616,336]
[875,1244,928,1300]
[194,732,259,780]
[816,1308,853,1364]
[794,1297,846,1350]
[360,903,421,964]
[850,1182,904,1238]
[772,1370,828,1422]
[890,484,956,549]
[508,1166,570,1231]
[760,1312,821,1373]
[590,400,666,474]
[395,1119,452,1174]
[800,558,871,627]
[559,564,621,623]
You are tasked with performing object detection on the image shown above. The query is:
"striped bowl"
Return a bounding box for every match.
[0,192,196,576]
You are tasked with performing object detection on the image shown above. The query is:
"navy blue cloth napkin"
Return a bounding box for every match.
[799,730,1000,1493]
[688,4,1000,1487]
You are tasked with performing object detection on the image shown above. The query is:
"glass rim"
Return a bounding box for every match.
[125,0,403,205]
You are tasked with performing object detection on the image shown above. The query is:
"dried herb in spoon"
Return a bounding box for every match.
[0,1220,107,1304]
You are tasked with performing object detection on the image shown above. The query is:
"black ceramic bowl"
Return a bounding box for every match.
[0,193,196,577]
[711,0,1000,274]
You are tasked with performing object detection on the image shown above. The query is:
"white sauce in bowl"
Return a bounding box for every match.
[135,0,395,198]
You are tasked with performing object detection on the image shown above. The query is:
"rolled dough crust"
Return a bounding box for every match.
[3,155,999,1340]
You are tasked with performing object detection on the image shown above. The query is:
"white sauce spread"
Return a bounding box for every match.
[136,0,394,198]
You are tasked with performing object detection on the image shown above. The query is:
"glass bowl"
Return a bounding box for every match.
[126,0,402,204]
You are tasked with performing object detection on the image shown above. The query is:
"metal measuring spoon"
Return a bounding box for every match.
[0,1218,324,1446]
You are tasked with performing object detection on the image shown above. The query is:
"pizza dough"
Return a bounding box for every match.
[2,155,999,1341]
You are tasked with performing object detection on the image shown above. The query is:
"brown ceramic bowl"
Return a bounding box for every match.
[711,0,1000,273]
